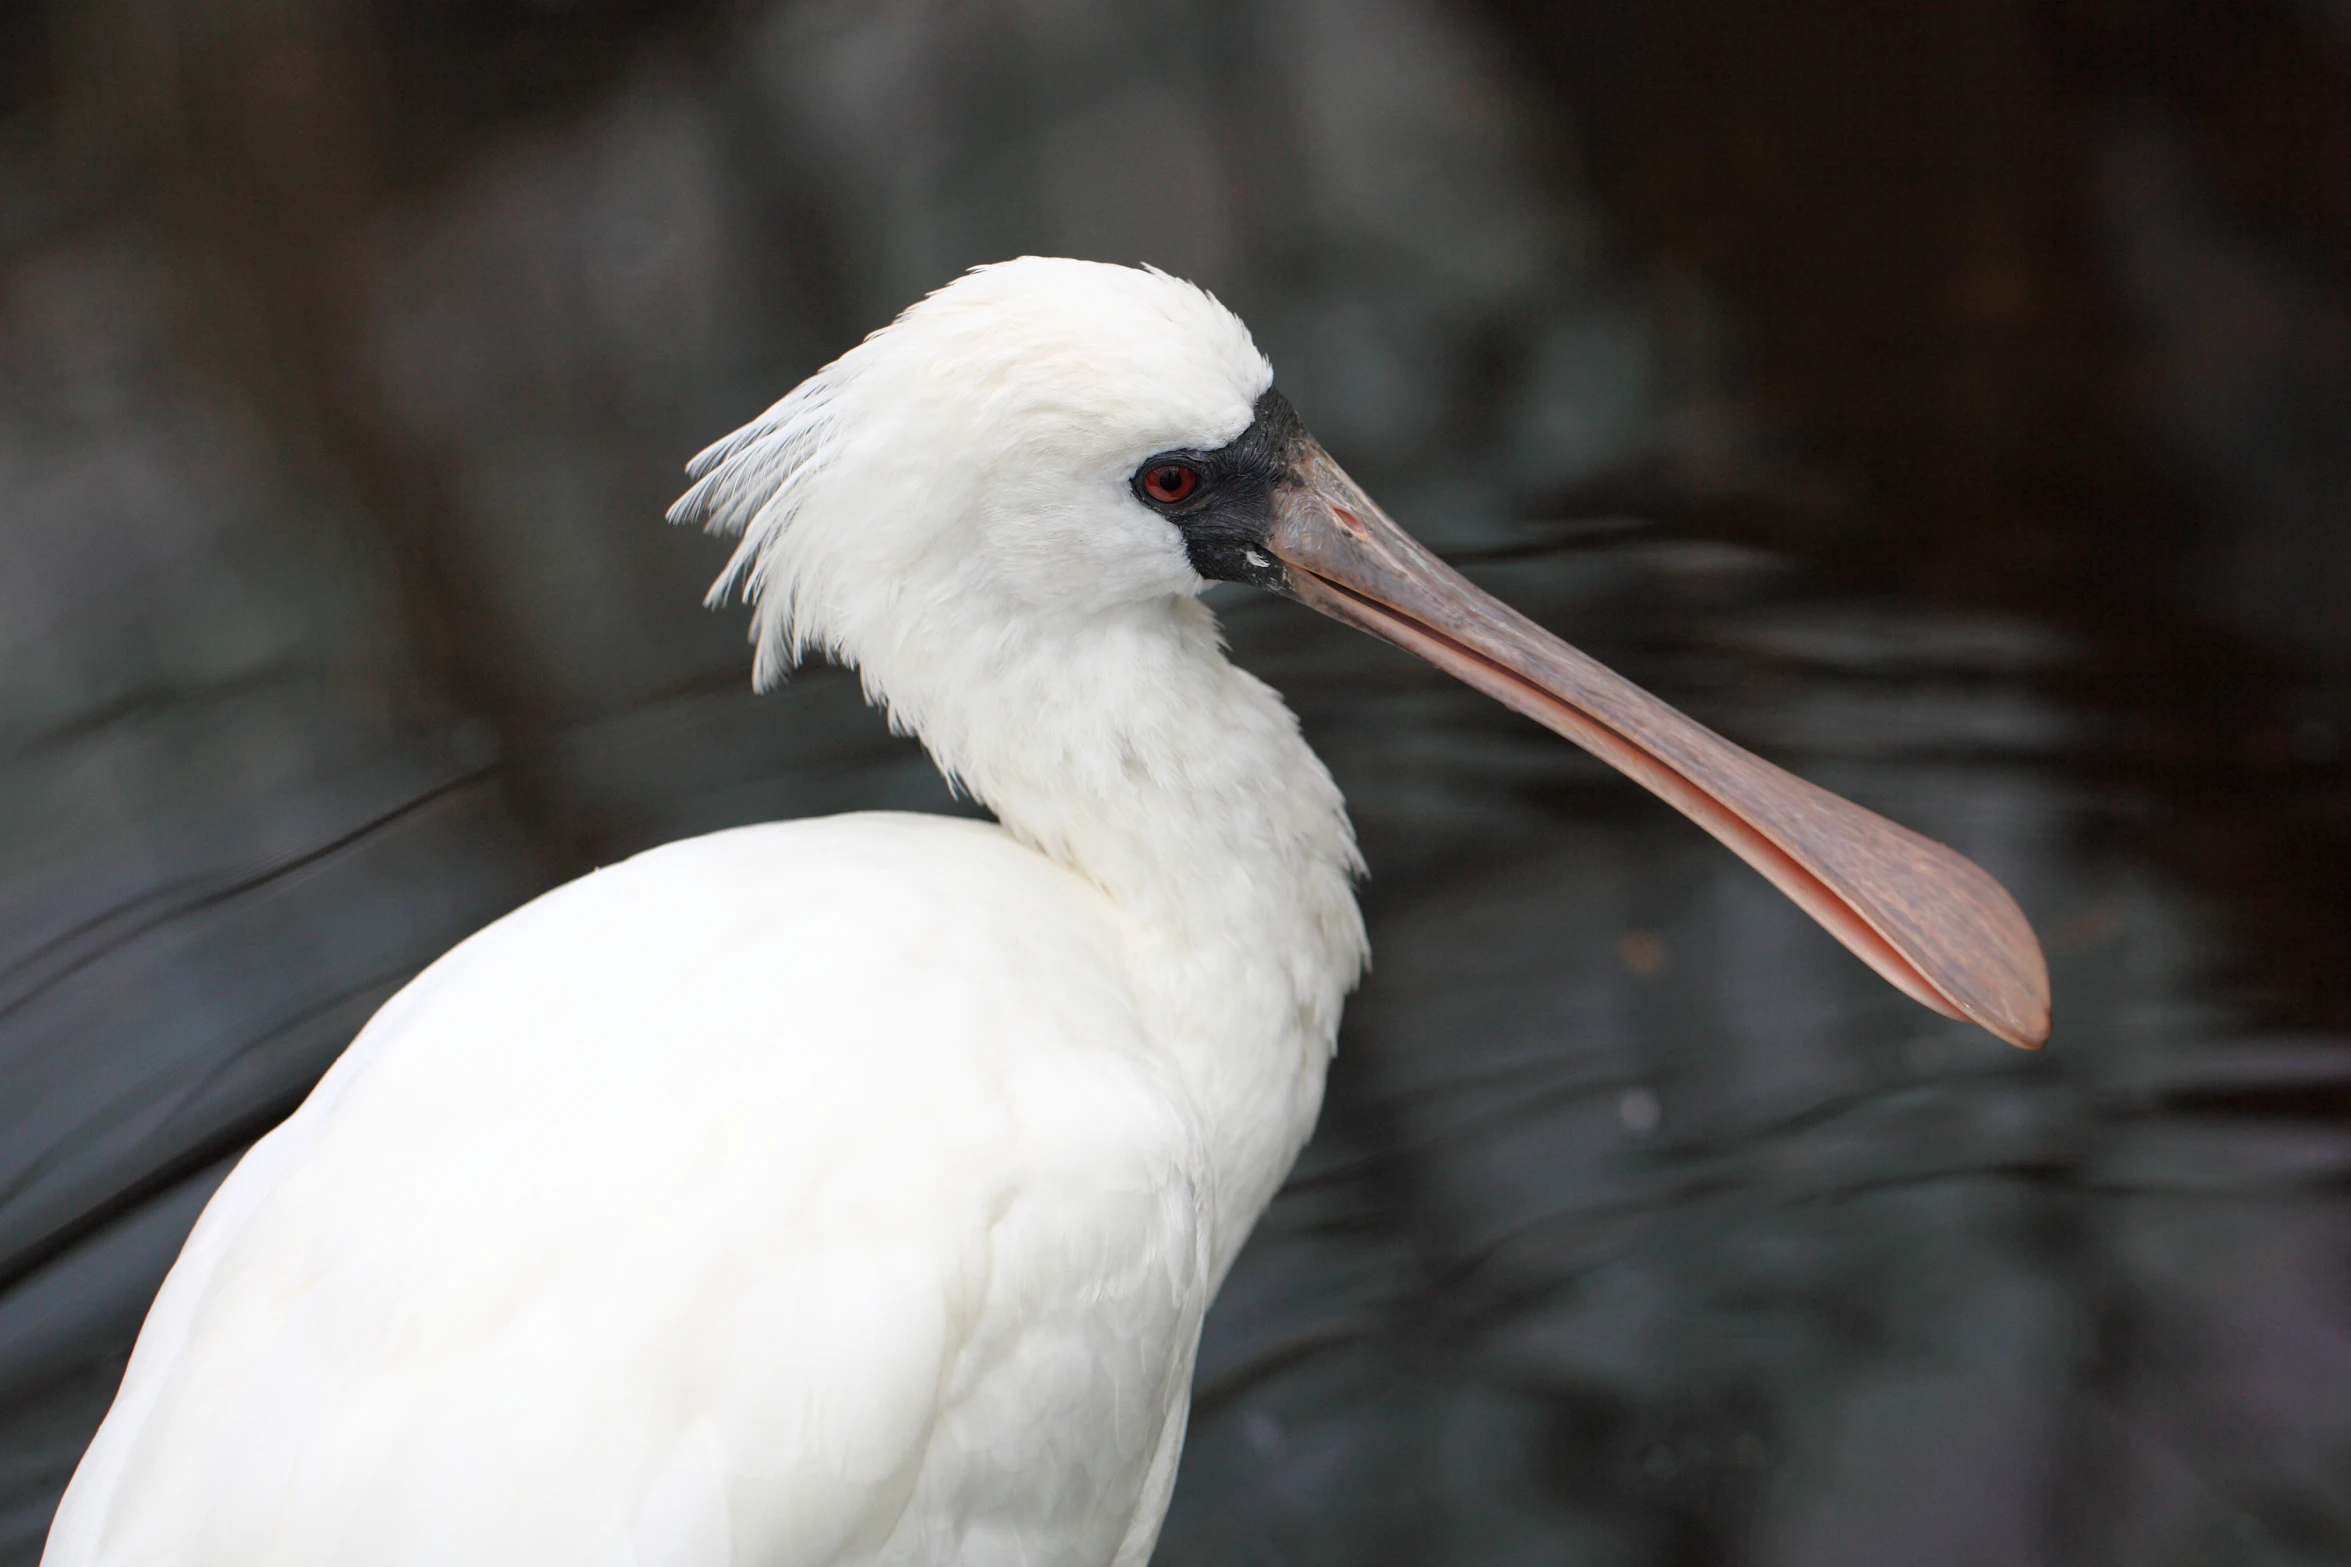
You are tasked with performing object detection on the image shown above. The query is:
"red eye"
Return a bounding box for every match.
[1142,463,1200,504]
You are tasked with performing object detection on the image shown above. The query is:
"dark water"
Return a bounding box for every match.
[4,1,2349,1562]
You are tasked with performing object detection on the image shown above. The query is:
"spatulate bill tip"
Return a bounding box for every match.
[1973,1001,2051,1051]
[1887,860,2051,1051]
[1998,970,2054,1049]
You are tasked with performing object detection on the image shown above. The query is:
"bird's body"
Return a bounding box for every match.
[53,805,1352,1565]
[51,796,1350,1565]
[45,259,2046,1567]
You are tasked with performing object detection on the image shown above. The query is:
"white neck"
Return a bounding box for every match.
[868,594,1367,1276]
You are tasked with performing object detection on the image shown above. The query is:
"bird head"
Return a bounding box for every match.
[673,257,2050,1051]
[671,258,1275,682]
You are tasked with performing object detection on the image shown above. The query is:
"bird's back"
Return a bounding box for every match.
[45,813,1211,1567]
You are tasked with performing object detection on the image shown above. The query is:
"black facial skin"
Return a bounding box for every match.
[1130,387,1309,595]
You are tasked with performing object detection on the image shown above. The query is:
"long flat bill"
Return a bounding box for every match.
[1267,442,2051,1050]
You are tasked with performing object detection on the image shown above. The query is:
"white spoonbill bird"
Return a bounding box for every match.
[44,258,2048,1567]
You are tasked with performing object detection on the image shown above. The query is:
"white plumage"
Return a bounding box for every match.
[47,261,1365,1567]
[45,256,2046,1567]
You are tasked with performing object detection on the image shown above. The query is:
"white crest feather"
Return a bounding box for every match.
[666,373,844,688]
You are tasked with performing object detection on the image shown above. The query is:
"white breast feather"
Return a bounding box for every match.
[45,816,1211,1567]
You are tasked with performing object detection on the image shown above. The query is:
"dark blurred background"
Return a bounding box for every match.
[4,0,2350,1561]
